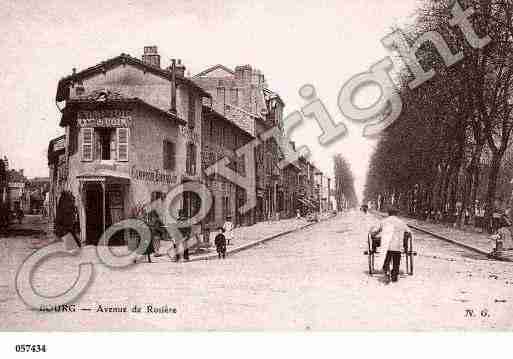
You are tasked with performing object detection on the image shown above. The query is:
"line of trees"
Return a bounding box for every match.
[364,0,513,230]
[334,154,358,209]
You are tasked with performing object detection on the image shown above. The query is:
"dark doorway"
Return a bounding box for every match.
[85,183,103,245]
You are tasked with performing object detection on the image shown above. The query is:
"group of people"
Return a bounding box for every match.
[424,202,508,234]
[160,213,235,262]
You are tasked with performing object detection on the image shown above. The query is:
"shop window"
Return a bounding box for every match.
[81,128,94,162]
[207,196,216,223]
[222,196,228,219]
[151,191,164,202]
[183,191,201,218]
[163,140,176,170]
[186,143,197,176]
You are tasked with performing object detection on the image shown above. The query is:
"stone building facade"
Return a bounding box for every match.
[193,64,291,221]
[52,47,209,244]
[201,106,254,229]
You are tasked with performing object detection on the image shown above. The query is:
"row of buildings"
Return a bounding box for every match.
[0,156,50,214]
[48,46,333,245]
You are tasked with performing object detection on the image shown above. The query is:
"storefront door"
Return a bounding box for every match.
[85,183,103,245]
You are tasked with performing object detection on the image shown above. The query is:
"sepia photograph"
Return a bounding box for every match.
[1,0,512,354]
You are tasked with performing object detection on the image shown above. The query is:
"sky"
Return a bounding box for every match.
[0,0,420,201]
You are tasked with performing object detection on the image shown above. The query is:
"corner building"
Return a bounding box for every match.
[53,47,209,245]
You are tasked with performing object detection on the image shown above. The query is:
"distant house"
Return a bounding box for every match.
[0,157,8,206]
[27,177,50,213]
[7,168,28,212]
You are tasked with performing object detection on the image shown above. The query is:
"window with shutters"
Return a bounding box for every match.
[188,92,195,129]
[163,140,176,170]
[217,87,225,110]
[220,126,225,147]
[117,128,129,162]
[231,88,239,106]
[81,128,94,161]
[96,128,116,160]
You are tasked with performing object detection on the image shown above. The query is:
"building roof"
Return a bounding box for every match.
[59,89,186,127]
[193,64,236,78]
[202,105,254,139]
[48,135,66,164]
[29,177,50,183]
[262,87,285,106]
[55,53,211,102]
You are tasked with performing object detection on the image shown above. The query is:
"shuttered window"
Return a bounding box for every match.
[163,140,175,170]
[186,143,197,176]
[81,128,94,162]
[117,128,129,162]
[188,92,195,129]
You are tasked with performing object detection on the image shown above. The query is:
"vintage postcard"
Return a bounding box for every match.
[1,0,513,347]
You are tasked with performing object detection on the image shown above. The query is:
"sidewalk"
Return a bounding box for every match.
[156,213,335,262]
[374,211,492,256]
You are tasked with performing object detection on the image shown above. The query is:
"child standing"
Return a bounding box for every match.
[215,227,227,259]
[223,216,234,246]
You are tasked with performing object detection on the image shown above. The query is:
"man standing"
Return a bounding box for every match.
[369,206,411,282]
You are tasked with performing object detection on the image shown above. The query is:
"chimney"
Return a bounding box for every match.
[175,59,186,77]
[142,46,161,68]
[235,65,252,82]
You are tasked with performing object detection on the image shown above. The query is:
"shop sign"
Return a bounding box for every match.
[77,109,132,128]
[131,166,177,185]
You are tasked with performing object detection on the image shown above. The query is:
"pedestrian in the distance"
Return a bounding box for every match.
[215,227,227,259]
[492,205,503,233]
[489,214,513,256]
[223,216,234,246]
[475,205,485,232]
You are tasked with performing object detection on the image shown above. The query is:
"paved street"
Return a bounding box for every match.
[1,211,513,330]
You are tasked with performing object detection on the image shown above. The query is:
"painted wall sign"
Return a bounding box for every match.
[179,125,200,143]
[131,166,177,185]
[77,109,132,128]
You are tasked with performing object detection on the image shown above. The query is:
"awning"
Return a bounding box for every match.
[77,169,130,184]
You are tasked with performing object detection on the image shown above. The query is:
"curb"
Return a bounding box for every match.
[371,211,491,257]
[406,224,489,256]
[188,218,330,262]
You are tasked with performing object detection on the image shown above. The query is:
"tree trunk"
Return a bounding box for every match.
[485,154,502,233]
[460,144,484,226]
